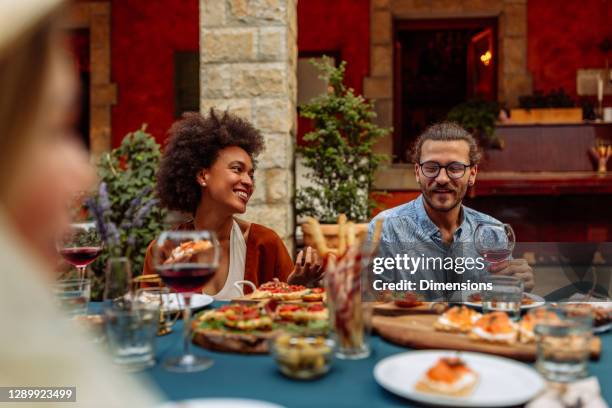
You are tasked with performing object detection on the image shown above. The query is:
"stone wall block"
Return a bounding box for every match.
[201,28,257,62]
[254,99,292,133]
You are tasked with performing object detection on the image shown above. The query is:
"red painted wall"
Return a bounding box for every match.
[297,0,370,94]
[108,0,611,146]
[296,0,370,144]
[527,0,612,102]
[110,0,199,146]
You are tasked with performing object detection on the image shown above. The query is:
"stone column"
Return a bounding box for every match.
[200,0,297,252]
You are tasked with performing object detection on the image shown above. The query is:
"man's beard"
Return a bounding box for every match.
[421,183,467,213]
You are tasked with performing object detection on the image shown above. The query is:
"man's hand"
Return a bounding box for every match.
[287,246,324,287]
[489,258,535,291]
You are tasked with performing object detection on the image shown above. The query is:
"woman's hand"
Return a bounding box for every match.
[287,246,325,287]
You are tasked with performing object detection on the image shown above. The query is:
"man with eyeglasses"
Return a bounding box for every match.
[368,122,534,299]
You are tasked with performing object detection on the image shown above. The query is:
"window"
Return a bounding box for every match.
[174,51,200,117]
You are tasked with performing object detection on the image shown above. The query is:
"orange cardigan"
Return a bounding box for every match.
[142,222,293,293]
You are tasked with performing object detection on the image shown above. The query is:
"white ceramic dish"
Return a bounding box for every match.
[374,350,545,407]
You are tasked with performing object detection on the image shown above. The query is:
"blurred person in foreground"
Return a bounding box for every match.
[0,1,159,406]
[368,123,534,295]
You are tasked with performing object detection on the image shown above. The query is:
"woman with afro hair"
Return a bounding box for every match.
[143,110,322,299]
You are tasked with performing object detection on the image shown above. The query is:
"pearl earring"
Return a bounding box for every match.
[200,182,206,187]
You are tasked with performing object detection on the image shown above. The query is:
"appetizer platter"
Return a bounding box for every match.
[373,292,449,316]
[566,301,612,334]
[192,303,276,354]
[374,350,545,407]
[373,306,602,362]
[462,291,545,311]
[235,279,325,303]
[191,301,329,354]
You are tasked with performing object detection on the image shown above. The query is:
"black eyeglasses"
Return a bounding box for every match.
[419,161,472,179]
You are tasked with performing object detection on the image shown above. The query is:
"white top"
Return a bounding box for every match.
[212,219,246,300]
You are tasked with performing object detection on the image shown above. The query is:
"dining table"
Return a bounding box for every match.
[94,302,612,407]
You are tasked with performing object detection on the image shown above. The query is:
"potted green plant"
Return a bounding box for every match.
[447,99,503,149]
[87,125,166,299]
[296,58,389,248]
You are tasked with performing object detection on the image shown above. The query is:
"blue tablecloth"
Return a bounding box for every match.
[97,303,612,407]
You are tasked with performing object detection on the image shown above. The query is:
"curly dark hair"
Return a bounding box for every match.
[157,110,265,214]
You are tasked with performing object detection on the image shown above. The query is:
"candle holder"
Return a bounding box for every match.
[590,140,612,174]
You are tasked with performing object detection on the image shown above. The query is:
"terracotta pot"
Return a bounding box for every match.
[301,222,369,250]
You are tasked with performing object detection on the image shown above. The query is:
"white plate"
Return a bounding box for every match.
[131,293,213,312]
[462,291,545,311]
[159,398,284,408]
[163,293,214,312]
[374,350,545,407]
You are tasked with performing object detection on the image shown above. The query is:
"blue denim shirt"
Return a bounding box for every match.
[367,195,503,299]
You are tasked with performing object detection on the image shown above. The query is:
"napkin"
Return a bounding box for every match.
[527,377,608,408]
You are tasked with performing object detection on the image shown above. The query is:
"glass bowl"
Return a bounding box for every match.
[271,334,334,380]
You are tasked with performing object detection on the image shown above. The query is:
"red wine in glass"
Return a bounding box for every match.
[153,230,219,373]
[482,249,512,264]
[60,246,103,268]
[156,264,216,293]
[474,223,516,269]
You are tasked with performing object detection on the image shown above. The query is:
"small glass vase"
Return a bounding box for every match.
[104,257,132,303]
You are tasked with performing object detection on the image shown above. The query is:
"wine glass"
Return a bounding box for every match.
[153,230,219,372]
[474,223,516,266]
[58,222,104,280]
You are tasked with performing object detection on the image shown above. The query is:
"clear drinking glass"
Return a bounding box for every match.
[475,223,516,266]
[135,287,179,336]
[534,305,593,382]
[104,257,132,302]
[104,302,158,371]
[326,244,372,360]
[52,278,91,317]
[481,275,524,320]
[153,230,219,372]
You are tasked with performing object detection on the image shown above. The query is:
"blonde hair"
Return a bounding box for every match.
[0,11,60,200]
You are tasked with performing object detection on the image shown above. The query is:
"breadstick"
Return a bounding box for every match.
[346,221,356,247]
[371,218,384,248]
[337,214,347,256]
[306,217,329,256]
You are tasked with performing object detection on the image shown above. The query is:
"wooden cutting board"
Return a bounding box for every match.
[373,314,601,362]
[373,301,448,316]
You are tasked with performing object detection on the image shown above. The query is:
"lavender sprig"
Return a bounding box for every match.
[98,182,112,219]
[106,220,121,248]
[120,186,152,230]
[86,197,108,243]
[133,198,158,229]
